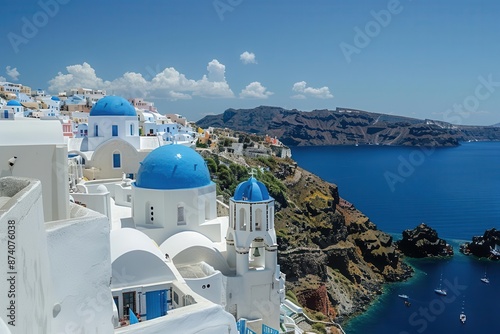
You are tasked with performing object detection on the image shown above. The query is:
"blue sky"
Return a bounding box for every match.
[2,0,500,125]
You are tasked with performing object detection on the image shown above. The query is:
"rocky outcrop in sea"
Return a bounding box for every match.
[460,228,500,259]
[395,223,454,258]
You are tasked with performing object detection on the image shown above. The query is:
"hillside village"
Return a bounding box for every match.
[0,81,412,334]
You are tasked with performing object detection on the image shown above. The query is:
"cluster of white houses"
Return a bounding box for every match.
[0,81,196,146]
[0,94,296,333]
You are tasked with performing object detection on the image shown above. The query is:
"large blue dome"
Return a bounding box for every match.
[135,145,212,190]
[233,177,271,202]
[7,100,22,106]
[90,96,136,117]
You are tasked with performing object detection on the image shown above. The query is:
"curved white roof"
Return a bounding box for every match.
[111,228,164,262]
[0,120,64,145]
[111,228,177,287]
[159,230,216,259]
[160,231,231,275]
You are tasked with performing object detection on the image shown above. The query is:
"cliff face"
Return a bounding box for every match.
[274,165,412,320]
[196,106,500,147]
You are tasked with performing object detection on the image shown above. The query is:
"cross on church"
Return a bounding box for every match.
[249,168,257,178]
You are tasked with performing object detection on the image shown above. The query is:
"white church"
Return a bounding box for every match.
[0,97,290,334]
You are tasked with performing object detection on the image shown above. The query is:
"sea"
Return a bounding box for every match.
[290,142,500,334]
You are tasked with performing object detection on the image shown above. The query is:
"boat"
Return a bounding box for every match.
[481,269,490,284]
[434,273,447,296]
[460,299,466,324]
[404,300,411,307]
[460,312,466,324]
[398,294,409,299]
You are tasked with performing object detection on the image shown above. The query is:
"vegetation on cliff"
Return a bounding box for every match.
[199,129,413,324]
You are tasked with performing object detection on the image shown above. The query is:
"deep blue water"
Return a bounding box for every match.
[291,142,500,334]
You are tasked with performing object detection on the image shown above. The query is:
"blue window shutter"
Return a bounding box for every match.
[113,153,121,168]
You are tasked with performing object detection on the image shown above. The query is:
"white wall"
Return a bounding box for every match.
[0,120,69,221]
[45,203,113,333]
[133,184,219,245]
[0,177,54,333]
[88,140,149,180]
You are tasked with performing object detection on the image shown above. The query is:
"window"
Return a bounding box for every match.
[94,124,99,136]
[130,124,133,135]
[173,291,179,305]
[112,125,118,136]
[239,208,246,231]
[122,291,136,319]
[4,110,8,119]
[113,153,121,168]
[177,205,185,225]
[255,208,262,231]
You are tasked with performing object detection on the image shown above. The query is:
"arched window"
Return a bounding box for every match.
[239,208,246,231]
[255,208,262,231]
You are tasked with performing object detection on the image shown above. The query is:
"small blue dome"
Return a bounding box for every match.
[51,96,60,101]
[89,96,136,117]
[7,100,22,106]
[233,177,271,202]
[135,145,212,190]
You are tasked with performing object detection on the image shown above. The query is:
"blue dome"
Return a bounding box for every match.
[135,145,212,190]
[89,96,136,117]
[51,96,60,101]
[233,177,271,202]
[7,100,21,106]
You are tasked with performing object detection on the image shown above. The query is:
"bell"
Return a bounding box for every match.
[253,247,260,257]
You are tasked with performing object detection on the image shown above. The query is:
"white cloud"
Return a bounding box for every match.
[0,76,6,82]
[48,60,234,100]
[240,51,257,64]
[240,82,273,99]
[48,62,109,92]
[291,81,333,99]
[6,66,20,81]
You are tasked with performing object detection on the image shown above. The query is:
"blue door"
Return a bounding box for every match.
[146,290,168,320]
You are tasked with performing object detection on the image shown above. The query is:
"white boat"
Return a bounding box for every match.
[481,276,490,284]
[434,273,447,296]
[460,312,466,324]
[481,269,490,284]
[398,294,409,299]
[460,299,466,324]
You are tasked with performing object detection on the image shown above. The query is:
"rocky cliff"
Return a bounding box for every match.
[395,223,454,258]
[196,106,500,147]
[275,167,412,321]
